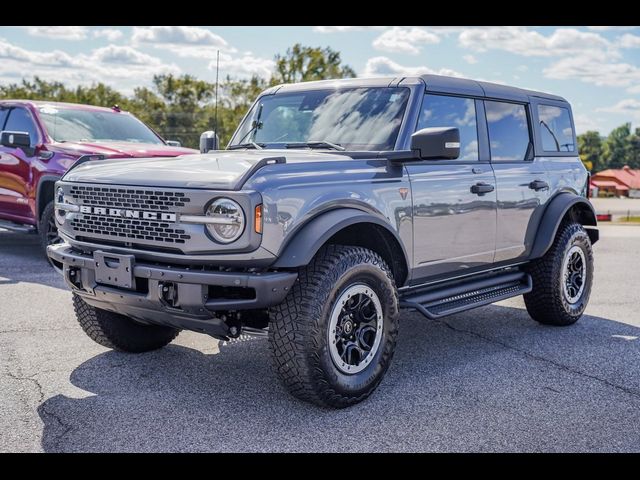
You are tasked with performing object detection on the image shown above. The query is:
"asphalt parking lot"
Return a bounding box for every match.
[1,226,639,452]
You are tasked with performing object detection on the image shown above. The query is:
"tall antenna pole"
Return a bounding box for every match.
[214,50,220,136]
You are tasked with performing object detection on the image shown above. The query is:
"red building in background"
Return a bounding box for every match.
[590,166,640,198]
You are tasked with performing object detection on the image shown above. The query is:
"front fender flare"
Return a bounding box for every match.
[272,208,409,270]
[530,193,598,259]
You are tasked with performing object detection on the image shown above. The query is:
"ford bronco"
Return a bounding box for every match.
[48,75,598,408]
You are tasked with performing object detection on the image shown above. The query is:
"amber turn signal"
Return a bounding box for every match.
[255,204,263,234]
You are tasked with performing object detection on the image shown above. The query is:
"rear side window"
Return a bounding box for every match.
[417,94,478,160]
[485,101,530,161]
[538,105,575,152]
[0,108,8,130]
[4,107,39,146]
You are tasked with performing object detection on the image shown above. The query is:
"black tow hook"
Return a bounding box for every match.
[159,282,179,308]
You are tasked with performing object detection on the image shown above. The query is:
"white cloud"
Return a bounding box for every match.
[313,26,386,33]
[92,28,123,41]
[543,53,640,91]
[362,56,463,78]
[463,54,478,64]
[132,26,231,58]
[23,26,88,40]
[587,26,637,31]
[92,45,162,66]
[208,52,275,78]
[459,27,614,59]
[0,39,179,94]
[516,65,529,72]
[372,27,439,55]
[597,99,640,119]
[619,33,640,48]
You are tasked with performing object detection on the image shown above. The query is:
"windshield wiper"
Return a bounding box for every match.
[285,141,345,151]
[227,142,264,150]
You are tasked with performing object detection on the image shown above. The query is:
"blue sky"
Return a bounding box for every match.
[1,26,639,135]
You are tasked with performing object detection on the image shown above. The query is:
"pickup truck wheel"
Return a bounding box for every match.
[524,222,594,326]
[268,245,399,408]
[73,294,180,352]
[39,201,63,269]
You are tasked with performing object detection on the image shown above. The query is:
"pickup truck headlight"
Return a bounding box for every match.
[205,198,245,243]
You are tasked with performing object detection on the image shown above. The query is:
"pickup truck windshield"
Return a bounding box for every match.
[39,106,164,145]
[230,87,411,151]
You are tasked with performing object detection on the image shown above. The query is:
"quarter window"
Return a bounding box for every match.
[538,105,575,152]
[485,101,530,161]
[4,107,39,146]
[417,94,478,161]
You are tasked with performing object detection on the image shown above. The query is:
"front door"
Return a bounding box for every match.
[484,100,551,262]
[407,94,497,281]
[0,107,39,223]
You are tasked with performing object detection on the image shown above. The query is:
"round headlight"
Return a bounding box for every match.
[206,198,245,243]
[55,187,66,225]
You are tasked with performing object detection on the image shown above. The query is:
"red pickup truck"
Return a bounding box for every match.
[0,100,196,256]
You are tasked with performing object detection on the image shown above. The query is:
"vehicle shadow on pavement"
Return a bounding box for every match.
[36,304,640,452]
[0,231,66,290]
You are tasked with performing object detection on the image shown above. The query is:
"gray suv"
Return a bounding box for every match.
[49,75,598,408]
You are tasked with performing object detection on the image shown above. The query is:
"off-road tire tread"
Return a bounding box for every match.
[524,222,593,326]
[268,245,399,408]
[73,294,179,352]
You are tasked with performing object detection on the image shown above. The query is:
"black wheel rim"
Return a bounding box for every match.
[46,214,62,246]
[328,284,383,374]
[562,245,586,304]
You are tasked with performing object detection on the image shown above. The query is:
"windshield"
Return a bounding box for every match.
[230,87,411,151]
[38,106,164,144]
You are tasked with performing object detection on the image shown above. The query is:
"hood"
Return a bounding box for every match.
[49,140,197,158]
[62,149,352,190]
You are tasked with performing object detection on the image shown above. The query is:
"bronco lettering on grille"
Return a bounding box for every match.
[79,205,177,222]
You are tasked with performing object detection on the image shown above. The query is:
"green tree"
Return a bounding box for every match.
[628,127,640,169]
[272,44,356,84]
[603,123,632,169]
[577,130,603,172]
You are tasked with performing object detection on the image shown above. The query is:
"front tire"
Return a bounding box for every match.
[39,201,63,270]
[73,294,179,352]
[524,222,594,326]
[269,245,399,408]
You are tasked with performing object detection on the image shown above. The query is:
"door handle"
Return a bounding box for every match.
[529,180,549,191]
[471,182,495,195]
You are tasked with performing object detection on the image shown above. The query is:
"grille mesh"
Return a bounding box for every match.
[69,185,191,211]
[68,186,191,244]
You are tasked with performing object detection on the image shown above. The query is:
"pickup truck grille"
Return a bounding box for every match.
[69,185,191,211]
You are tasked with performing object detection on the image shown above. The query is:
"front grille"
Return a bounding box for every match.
[70,215,191,244]
[69,185,191,211]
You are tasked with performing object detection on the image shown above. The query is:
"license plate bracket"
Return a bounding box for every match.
[94,251,136,290]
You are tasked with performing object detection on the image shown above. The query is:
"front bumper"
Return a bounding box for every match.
[48,243,297,338]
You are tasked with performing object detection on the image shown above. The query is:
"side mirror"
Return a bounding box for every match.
[200,131,219,154]
[1,131,31,150]
[166,140,181,147]
[410,127,460,160]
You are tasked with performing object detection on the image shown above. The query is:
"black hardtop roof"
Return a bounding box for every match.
[270,74,567,103]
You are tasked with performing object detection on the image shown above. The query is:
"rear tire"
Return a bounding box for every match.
[268,245,399,408]
[73,294,179,352]
[524,222,594,326]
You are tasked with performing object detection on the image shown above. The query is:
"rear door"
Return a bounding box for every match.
[407,93,497,281]
[0,107,40,222]
[485,100,551,262]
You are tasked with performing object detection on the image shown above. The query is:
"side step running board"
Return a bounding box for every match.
[400,271,532,319]
[0,220,36,234]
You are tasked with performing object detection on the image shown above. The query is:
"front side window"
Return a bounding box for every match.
[230,87,411,151]
[485,101,530,161]
[417,94,478,160]
[38,106,163,145]
[538,104,575,152]
[4,107,39,146]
